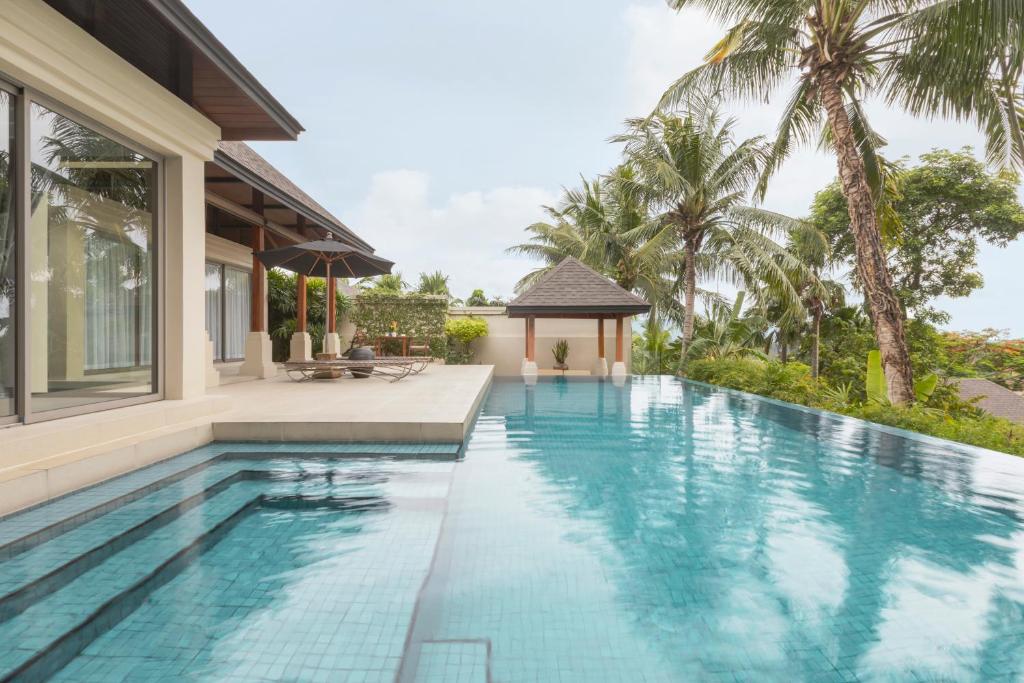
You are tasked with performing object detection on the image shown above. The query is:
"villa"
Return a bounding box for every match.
[1,2,1024,682]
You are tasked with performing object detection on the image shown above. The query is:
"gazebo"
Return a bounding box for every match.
[506,257,651,378]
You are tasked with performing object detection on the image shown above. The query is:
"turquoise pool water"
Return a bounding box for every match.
[1,377,1023,681]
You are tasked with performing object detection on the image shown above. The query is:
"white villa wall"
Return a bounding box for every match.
[0,1,226,504]
[1,0,222,403]
[450,307,633,376]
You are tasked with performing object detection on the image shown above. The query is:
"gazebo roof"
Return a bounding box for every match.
[506,257,651,318]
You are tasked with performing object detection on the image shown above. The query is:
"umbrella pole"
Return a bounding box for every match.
[326,260,336,357]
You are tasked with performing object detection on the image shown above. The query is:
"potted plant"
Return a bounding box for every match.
[552,339,569,372]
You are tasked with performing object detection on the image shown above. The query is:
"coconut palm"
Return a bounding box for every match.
[508,167,681,320]
[615,105,811,368]
[359,273,407,294]
[660,0,1024,402]
[684,291,768,363]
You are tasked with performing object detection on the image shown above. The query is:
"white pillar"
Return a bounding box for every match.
[323,333,342,358]
[289,331,312,362]
[611,361,627,377]
[521,357,538,377]
[164,155,208,399]
[204,332,220,388]
[239,331,276,378]
[591,358,608,377]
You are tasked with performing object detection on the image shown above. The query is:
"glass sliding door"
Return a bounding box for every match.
[205,262,250,362]
[0,91,14,418]
[29,103,157,413]
[205,263,223,361]
[223,266,250,361]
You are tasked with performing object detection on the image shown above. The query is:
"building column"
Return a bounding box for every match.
[521,316,538,377]
[240,199,276,378]
[289,273,311,362]
[163,155,207,399]
[592,317,608,377]
[323,275,341,357]
[611,315,627,378]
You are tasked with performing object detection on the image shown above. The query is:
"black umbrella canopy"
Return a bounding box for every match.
[256,239,394,279]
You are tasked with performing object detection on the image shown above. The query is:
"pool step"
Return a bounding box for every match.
[0,483,263,682]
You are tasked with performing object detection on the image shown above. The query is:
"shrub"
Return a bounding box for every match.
[687,356,1024,456]
[445,317,488,364]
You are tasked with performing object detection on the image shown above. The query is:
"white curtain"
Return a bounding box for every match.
[224,267,250,360]
[85,234,151,371]
[205,263,223,361]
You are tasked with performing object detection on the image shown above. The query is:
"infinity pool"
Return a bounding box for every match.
[1,377,1023,682]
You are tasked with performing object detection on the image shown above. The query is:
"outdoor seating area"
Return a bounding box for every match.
[283,356,431,382]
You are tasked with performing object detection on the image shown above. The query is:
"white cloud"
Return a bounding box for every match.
[353,170,556,300]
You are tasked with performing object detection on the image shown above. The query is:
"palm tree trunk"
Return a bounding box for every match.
[810,305,821,379]
[679,239,697,370]
[818,76,915,405]
[779,341,788,364]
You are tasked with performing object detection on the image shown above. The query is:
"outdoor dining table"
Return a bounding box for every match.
[374,334,409,356]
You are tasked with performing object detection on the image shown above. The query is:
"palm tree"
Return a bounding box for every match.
[615,105,810,369]
[508,167,680,320]
[465,289,489,307]
[416,270,459,303]
[684,291,768,363]
[660,0,1023,402]
[359,273,406,294]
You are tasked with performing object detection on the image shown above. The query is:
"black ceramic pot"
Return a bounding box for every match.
[349,346,375,378]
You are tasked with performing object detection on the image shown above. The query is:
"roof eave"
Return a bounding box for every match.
[143,0,305,141]
[213,150,375,252]
[505,305,651,318]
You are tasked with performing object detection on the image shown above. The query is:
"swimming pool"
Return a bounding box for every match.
[1,377,1023,681]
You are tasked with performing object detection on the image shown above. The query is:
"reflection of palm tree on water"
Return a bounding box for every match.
[509,379,1020,677]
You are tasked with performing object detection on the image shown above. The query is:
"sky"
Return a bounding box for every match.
[187,0,1024,336]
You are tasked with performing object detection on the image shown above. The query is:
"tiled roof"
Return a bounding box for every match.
[507,257,650,315]
[216,142,372,251]
[956,378,1024,425]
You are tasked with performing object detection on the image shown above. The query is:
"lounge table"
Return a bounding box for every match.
[283,357,421,383]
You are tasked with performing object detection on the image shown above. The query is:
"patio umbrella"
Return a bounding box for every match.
[255,235,394,280]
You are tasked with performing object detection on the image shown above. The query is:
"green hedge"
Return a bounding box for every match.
[686,357,1024,456]
[349,292,448,357]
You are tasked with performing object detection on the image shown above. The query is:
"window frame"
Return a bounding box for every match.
[0,75,166,426]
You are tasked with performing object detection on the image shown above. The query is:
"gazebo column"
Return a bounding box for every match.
[240,195,277,378]
[521,316,538,378]
[611,315,627,378]
[323,275,342,357]
[592,317,608,377]
[289,216,312,362]
[289,273,312,362]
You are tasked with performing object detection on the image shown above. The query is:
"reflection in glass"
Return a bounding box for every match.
[30,104,155,412]
[204,263,223,361]
[0,92,14,417]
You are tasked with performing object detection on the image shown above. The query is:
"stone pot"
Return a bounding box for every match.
[349,346,375,379]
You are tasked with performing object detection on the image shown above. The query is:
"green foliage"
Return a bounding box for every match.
[687,357,1024,456]
[866,350,886,404]
[633,317,677,375]
[350,292,448,357]
[416,271,452,299]
[465,289,489,307]
[552,339,569,365]
[681,292,768,370]
[444,316,489,365]
[942,330,1024,391]
[359,273,407,294]
[267,270,351,361]
[810,149,1024,321]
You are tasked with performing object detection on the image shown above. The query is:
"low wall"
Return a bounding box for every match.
[449,307,632,377]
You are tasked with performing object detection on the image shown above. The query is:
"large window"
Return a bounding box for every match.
[29,103,157,413]
[0,90,14,418]
[205,262,250,361]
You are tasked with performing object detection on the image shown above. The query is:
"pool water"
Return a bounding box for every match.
[2,377,1023,681]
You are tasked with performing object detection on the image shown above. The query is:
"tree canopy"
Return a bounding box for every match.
[810,148,1024,321]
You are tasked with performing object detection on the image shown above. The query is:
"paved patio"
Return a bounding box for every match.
[211,364,494,443]
[0,364,493,517]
